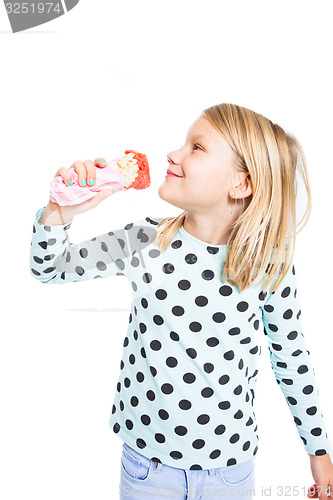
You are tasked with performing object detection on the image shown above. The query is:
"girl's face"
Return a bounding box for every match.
[158,115,245,215]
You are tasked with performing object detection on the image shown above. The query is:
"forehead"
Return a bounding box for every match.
[186,116,231,151]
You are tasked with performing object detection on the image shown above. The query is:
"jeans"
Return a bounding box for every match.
[119,442,256,499]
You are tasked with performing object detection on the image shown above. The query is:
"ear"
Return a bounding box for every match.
[239,174,252,199]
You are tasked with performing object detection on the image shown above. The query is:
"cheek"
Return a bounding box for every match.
[186,175,223,198]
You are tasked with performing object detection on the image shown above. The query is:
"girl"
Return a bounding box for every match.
[30,103,333,499]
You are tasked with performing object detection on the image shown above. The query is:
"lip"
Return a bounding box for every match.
[166,169,182,178]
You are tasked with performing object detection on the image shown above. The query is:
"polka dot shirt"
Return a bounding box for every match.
[30,207,331,470]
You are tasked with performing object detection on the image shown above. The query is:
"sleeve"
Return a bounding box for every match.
[30,207,158,284]
[260,260,332,456]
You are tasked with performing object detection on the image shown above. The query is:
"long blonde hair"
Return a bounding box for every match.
[153,103,311,294]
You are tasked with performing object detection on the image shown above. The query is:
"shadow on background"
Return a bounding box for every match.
[66,308,131,313]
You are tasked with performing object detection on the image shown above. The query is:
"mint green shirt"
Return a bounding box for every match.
[30,207,331,470]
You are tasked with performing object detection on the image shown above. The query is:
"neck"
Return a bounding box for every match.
[182,213,234,246]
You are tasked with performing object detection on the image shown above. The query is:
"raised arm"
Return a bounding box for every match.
[30,207,157,284]
[30,156,157,285]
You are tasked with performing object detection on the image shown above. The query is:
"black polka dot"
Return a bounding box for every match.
[172,306,185,316]
[218,401,231,410]
[192,439,205,449]
[213,311,227,324]
[161,383,174,394]
[150,340,162,351]
[163,263,175,274]
[155,433,166,443]
[195,295,208,306]
[201,387,214,398]
[146,390,155,401]
[219,375,230,385]
[311,428,322,437]
[203,363,214,373]
[175,426,188,436]
[158,409,169,420]
[219,285,233,296]
[230,433,240,443]
[96,261,106,271]
[153,315,164,325]
[197,414,210,424]
[179,280,191,290]
[229,327,241,336]
[156,289,167,300]
[136,438,146,449]
[206,337,219,347]
[166,357,178,368]
[75,266,85,276]
[202,269,215,280]
[125,419,133,430]
[306,406,317,416]
[185,253,197,265]
[210,449,221,459]
[179,399,192,410]
[189,321,202,332]
[183,372,196,383]
[186,348,197,358]
[79,248,88,258]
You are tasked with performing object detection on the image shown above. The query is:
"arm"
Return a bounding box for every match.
[30,207,158,284]
[260,261,332,457]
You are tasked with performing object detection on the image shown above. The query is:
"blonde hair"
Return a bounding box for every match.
[153,103,311,294]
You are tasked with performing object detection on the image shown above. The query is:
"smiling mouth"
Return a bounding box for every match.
[166,169,182,178]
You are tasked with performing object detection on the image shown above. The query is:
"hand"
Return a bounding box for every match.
[307,453,333,499]
[40,157,114,225]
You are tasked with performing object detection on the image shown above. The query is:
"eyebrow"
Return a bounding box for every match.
[185,134,211,144]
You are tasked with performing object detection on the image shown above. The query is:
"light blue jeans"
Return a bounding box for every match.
[119,442,256,499]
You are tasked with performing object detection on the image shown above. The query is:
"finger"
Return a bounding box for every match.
[325,484,332,500]
[319,484,329,500]
[94,157,107,168]
[83,159,96,187]
[70,160,87,187]
[53,166,72,186]
[308,483,319,498]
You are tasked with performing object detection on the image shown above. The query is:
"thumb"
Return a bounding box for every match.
[88,188,115,208]
[97,188,115,201]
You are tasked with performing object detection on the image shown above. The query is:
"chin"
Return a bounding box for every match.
[157,182,169,201]
[157,186,184,211]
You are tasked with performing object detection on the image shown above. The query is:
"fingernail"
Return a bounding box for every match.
[101,161,106,165]
[81,179,86,186]
[88,178,95,185]
[68,181,73,186]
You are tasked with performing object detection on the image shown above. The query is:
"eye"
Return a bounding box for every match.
[193,144,202,151]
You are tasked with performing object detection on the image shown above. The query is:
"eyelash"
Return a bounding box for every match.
[179,144,203,151]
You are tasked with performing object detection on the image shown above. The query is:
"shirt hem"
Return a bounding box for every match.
[109,418,258,471]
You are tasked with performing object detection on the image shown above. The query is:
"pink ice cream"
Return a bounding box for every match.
[49,150,151,206]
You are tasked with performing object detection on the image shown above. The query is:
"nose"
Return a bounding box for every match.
[167,148,181,165]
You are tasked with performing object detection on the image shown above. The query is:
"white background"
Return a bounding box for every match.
[1,0,332,498]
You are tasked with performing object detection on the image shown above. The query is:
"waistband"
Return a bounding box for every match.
[122,441,256,473]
